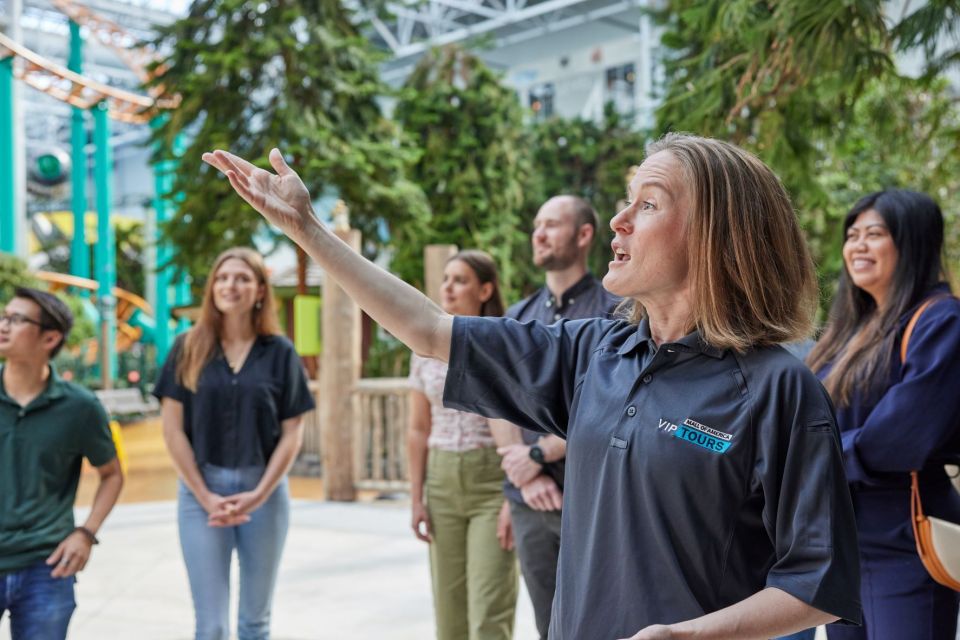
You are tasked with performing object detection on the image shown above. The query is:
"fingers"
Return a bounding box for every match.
[269,148,294,176]
[212,150,261,178]
[46,543,64,566]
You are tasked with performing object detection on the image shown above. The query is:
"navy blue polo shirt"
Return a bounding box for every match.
[504,273,619,503]
[444,316,861,638]
[153,334,315,468]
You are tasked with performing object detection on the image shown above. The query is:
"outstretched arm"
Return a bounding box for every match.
[204,148,453,361]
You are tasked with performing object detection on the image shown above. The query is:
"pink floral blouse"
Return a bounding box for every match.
[408,353,496,452]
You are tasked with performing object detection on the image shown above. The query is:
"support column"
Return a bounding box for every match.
[175,272,191,334]
[68,21,89,287]
[320,228,362,501]
[424,244,457,304]
[151,118,175,362]
[0,56,15,253]
[94,102,117,387]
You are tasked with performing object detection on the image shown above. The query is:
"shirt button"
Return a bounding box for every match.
[626,406,637,417]
[232,380,238,386]
[18,409,25,417]
[554,314,561,321]
[642,374,653,384]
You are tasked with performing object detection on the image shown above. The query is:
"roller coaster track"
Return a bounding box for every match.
[50,0,174,100]
[0,0,182,124]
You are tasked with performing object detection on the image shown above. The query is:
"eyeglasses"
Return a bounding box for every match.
[0,313,49,329]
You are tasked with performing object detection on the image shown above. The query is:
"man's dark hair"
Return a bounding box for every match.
[14,287,74,357]
[567,196,599,237]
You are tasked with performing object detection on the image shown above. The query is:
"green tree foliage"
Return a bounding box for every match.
[529,104,650,279]
[148,0,428,283]
[651,0,960,304]
[393,45,536,299]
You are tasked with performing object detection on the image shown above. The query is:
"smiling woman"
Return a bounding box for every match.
[807,190,960,640]
[203,133,859,640]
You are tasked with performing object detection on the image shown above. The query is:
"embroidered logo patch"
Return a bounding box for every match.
[660,417,732,454]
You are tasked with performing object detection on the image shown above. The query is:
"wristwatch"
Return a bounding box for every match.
[528,443,546,465]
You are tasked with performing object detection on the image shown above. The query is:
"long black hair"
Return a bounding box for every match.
[808,189,950,406]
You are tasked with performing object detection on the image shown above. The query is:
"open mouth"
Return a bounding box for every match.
[613,247,631,262]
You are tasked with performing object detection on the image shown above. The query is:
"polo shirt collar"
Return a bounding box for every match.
[544,273,596,310]
[616,318,726,359]
[0,363,66,407]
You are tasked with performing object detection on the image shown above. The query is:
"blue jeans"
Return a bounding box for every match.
[778,631,815,640]
[178,464,290,640]
[0,560,76,640]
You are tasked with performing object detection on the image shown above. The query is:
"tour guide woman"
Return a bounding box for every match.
[203,133,861,640]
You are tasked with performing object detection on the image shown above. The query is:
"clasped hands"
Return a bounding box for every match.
[202,490,265,527]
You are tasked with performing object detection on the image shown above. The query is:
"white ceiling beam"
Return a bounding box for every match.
[390,0,595,59]
[428,0,503,20]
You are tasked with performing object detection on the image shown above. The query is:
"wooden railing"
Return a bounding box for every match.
[352,378,411,491]
[297,378,411,492]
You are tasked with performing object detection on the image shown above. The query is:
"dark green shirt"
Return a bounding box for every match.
[0,366,115,573]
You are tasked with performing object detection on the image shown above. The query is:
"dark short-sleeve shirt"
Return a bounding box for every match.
[444,316,861,638]
[153,334,315,468]
[0,367,116,573]
[503,273,619,503]
[820,287,960,554]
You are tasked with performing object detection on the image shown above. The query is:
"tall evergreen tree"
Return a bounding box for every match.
[392,45,536,299]
[651,0,960,300]
[148,0,428,281]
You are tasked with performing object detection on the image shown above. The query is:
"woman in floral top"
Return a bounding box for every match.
[408,250,517,640]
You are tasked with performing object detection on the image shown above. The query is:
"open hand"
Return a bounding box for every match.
[203,148,315,241]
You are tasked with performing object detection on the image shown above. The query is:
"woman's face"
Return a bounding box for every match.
[843,208,899,307]
[603,150,690,304]
[212,257,264,318]
[440,260,493,317]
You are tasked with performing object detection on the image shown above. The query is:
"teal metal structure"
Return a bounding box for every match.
[68,21,89,288]
[93,102,117,383]
[0,56,15,253]
[151,117,176,363]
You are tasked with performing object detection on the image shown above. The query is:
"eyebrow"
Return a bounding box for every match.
[848,223,888,231]
[629,180,672,200]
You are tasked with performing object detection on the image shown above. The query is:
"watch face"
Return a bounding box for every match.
[529,445,545,464]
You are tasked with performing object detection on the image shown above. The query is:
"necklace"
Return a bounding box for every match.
[223,339,255,373]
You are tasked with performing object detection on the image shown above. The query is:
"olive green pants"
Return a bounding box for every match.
[426,447,518,640]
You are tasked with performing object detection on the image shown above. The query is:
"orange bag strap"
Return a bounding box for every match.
[902,295,951,526]
[900,297,940,364]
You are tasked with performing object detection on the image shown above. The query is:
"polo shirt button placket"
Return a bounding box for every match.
[626,406,637,417]
[642,374,653,384]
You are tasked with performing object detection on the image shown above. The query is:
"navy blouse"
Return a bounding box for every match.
[153,334,315,468]
[819,286,960,555]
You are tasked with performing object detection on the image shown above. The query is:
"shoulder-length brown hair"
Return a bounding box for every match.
[177,247,282,391]
[623,133,818,351]
[807,190,949,407]
[448,250,505,317]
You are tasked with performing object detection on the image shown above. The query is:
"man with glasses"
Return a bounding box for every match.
[0,287,123,640]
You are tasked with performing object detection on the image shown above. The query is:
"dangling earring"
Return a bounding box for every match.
[255,300,263,310]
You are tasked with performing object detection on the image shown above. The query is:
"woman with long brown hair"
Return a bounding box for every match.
[807,190,960,640]
[153,247,315,640]
[204,134,860,640]
[407,250,518,640]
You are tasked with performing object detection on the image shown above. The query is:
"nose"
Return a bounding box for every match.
[610,207,633,234]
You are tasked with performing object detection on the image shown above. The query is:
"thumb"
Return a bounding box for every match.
[269,148,293,176]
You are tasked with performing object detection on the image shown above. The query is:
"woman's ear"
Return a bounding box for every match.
[479,282,494,303]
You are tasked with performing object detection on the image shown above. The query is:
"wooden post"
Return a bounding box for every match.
[424,244,457,304]
[320,227,362,501]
